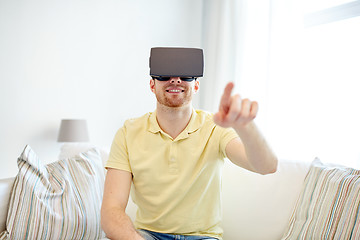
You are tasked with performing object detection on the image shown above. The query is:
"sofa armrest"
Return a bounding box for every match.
[0,177,15,232]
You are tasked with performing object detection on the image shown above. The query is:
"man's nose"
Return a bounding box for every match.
[170,77,181,84]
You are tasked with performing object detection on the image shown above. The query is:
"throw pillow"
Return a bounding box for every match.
[282,158,360,240]
[0,145,105,240]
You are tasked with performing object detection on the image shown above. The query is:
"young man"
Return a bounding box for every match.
[101,47,278,240]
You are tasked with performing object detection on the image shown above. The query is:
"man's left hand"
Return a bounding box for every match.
[213,82,258,129]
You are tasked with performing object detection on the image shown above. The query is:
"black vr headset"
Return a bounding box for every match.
[149,47,204,81]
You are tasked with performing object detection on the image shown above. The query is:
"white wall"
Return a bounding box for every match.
[0,0,203,178]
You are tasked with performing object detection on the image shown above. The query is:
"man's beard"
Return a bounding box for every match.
[155,84,193,108]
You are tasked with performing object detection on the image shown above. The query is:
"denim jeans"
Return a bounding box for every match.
[138,229,219,240]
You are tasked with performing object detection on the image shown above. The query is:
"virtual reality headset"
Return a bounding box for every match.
[149,47,204,79]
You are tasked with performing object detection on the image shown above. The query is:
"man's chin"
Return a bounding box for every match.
[162,100,191,108]
[164,103,185,108]
[156,94,192,108]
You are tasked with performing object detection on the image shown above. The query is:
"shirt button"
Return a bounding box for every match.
[170,157,176,162]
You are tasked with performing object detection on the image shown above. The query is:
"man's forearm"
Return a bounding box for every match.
[101,207,144,240]
[234,121,278,174]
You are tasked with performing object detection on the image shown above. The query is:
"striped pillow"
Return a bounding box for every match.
[0,145,105,240]
[282,158,360,239]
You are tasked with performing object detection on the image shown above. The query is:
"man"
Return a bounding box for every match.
[101,47,278,240]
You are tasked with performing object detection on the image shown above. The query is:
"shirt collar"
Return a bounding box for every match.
[148,111,161,134]
[147,109,202,139]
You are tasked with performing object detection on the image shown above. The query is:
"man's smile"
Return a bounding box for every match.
[166,88,185,93]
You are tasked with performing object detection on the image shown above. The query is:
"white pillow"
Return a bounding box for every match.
[0,145,105,240]
[59,143,109,167]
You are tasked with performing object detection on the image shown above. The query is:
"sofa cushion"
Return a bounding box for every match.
[282,158,360,240]
[0,145,105,240]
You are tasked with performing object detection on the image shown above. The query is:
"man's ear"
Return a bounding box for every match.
[193,79,200,93]
[150,79,155,93]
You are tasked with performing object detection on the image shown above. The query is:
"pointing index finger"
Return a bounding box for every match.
[220,82,234,110]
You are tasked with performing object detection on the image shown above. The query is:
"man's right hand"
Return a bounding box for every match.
[101,169,144,240]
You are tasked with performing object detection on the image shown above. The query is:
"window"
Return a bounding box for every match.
[267,0,360,167]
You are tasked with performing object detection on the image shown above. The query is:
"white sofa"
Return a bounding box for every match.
[0,156,311,240]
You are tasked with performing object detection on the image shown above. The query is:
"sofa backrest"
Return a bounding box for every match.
[0,159,311,240]
[221,160,311,240]
[0,177,15,232]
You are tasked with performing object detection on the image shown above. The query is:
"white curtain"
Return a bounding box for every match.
[200,0,271,130]
[200,0,360,167]
[199,0,243,112]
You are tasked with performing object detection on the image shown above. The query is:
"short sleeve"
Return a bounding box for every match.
[105,126,132,173]
[219,127,239,159]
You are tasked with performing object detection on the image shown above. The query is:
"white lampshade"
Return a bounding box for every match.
[57,119,89,142]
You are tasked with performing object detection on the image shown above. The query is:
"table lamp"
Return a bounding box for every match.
[57,119,89,142]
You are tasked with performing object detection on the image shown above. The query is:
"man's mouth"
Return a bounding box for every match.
[166,89,184,93]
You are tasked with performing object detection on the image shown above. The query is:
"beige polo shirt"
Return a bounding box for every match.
[105,109,238,239]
